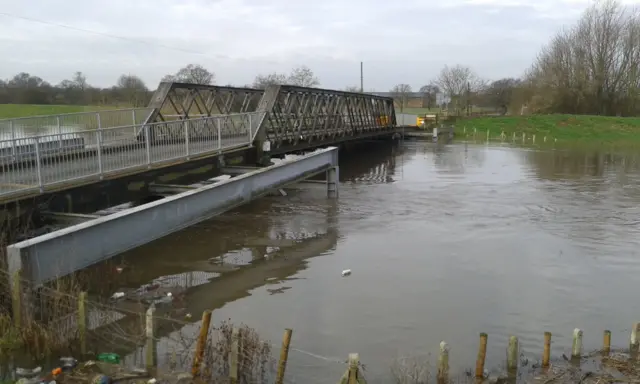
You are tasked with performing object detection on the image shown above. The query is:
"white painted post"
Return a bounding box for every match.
[572,328,583,359]
[248,113,253,142]
[145,304,157,370]
[630,322,640,354]
[437,341,449,383]
[507,336,519,371]
[433,127,438,143]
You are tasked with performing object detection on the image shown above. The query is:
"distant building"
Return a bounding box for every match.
[369,92,446,109]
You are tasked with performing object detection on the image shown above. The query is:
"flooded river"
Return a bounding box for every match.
[94,141,640,382]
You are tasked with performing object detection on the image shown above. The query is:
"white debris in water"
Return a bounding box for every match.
[210,174,232,182]
[111,292,125,300]
[341,269,352,277]
[167,292,173,297]
[271,148,334,165]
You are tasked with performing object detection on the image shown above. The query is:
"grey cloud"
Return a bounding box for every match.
[1,0,637,90]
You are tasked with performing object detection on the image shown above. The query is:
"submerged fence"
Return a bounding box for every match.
[5,267,640,383]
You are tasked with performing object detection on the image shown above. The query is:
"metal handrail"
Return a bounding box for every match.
[0,112,264,199]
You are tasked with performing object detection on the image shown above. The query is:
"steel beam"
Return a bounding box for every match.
[252,84,397,152]
[7,147,339,286]
[140,82,264,141]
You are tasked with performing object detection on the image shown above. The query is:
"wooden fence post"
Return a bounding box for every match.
[229,327,239,383]
[603,330,611,356]
[78,291,88,355]
[191,310,212,377]
[571,328,583,360]
[437,341,449,384]
[145,304,157,370]
[11,270,21,328]
[275,329,293,384]
[348,353,359,384]
[542,332,551,368]
[475,333,487,378]
[630,323,640,355]
[507,336,519,372]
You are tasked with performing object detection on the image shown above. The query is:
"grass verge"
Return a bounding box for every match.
[460,114,640,144]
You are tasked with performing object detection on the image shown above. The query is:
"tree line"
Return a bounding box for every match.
[0,65,320,107]
[390,0,640,117]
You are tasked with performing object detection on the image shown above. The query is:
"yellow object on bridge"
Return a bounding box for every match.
[417,114,438,128]
[376,116,390,125]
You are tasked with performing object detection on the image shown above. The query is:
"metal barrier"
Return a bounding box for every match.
[0,112,264,199]
[396,113,419,126]
[0,108,154,140]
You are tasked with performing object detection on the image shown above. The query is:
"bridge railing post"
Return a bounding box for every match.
[217,118,222,150]
[96,128,103,178]
[144,124,152,167]
[184,120,190,159]
[34,137,43,192]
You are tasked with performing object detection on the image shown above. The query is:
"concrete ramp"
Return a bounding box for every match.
[8,147,339,285]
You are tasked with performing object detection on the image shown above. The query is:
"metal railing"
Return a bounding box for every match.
[0,112,264,199]
[0,108,154,140]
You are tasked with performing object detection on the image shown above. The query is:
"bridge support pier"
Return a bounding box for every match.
[327,166,339,198]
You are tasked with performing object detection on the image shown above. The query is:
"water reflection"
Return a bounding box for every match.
[77,142,640,382]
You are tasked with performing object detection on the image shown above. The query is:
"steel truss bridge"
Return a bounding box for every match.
[0,83,398,202]
[142,82,398,153]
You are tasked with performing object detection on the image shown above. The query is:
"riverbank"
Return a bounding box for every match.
[460,114,640,144]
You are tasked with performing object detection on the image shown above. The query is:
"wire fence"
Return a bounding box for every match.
[0,269,355,383]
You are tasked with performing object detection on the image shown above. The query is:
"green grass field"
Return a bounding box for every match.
[461,114,640,143]
[0,104,126,119]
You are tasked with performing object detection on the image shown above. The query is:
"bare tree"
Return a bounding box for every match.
[343,85,361,92]
[390,84,412,112]
[480,78,522,114]
[435,65,480,115]
[287,65,320,87]
[252,72,288,88]
[419,84,439,110]
[163,64,215,85]
[527,0,640,115]
[116,74,149,107]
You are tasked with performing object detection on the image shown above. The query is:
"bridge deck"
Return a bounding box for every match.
[0,114,257,202]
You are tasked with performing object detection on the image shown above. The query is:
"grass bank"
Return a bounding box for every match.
[461,114,640,144]
[0,105,129,119]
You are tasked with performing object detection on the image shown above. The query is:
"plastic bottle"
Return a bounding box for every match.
[96,353,121,364]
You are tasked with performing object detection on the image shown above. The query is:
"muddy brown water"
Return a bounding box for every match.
[77,141,640,382]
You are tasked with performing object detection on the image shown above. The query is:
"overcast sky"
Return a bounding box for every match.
[1,0,638,91]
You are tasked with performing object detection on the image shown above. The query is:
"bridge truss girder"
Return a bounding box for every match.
[255,85,397,151]
[142,82,397,151]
